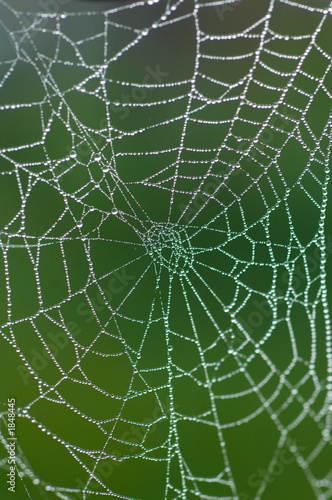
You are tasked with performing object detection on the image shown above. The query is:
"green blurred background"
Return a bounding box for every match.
[0,0,331,499]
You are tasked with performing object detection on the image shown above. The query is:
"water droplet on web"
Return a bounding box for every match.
[33,478,40,485]
[60,13,67,19]
[69,151,77,159]
[77,223,83,228]
[111,208,118,215]
[93,153,102,162]
[141,29,148,36]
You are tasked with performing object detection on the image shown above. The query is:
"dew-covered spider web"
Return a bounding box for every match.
[0,0,332,498]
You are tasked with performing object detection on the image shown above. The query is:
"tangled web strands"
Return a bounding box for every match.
[0,0,332,498]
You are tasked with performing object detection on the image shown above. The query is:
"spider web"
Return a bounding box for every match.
[0,0,332,498]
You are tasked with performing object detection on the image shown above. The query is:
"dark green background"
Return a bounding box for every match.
[0,1,331,499]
